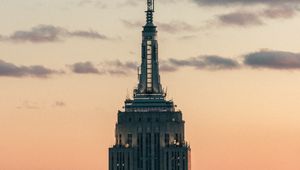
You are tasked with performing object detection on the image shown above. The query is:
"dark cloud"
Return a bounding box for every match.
[69,60,137,76]
[9,25,65,43]
[193,0,300,6]
[102,57,240,73]
[244,50,300,69]
[0,59,63,78]
[218,11,263,26]
[167,55,240,70]
[70,62,102,74]
[0,25,108,43]
[102,57,238,74]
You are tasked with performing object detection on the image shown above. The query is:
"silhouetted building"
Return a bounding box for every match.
[109,0,191,170]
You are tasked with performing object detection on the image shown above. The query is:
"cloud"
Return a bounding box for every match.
[179,35,198,40]
[117,0,140,7]
[262,6,297,19]
[121,20,143,28]
[103,60,138,75]
[216,5,298,27]
[121,20,199,33]
[69,62,103,74]
[54,101,66,107]
[69,30,107,39]
[157,21,199,33]
[69,60,137,75]
[218,11,263,26]
[244,50,300,69]
[16,101,40,110]
[193,0,300,6]
[8,25,65,43]
[78,0,106,8]
[0,59,63,78]
[159,63,178,72]
[117,0,181,7]
[167,55,240,70]
[0,25,108,43]
[105,60,138,71]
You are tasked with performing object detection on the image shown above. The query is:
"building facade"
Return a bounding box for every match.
[109,1,191,170]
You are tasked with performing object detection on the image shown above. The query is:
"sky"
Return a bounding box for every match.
[1,0,300,169]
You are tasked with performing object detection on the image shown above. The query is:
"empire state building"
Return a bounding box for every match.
[109,0,191,170]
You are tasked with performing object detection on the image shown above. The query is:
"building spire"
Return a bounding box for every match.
[146,0,154,24]
[136,0,163,96]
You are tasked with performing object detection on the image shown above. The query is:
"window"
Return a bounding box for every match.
[119,134,122,145]
[165,133,170,146]
[146,40,153,93]
[127,134,132,146]
[137,133,143,168]
[175,134,179,143]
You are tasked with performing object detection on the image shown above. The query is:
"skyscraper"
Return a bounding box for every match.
[109,0,191,170]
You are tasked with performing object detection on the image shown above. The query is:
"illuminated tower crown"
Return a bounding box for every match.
[136,0,163,96]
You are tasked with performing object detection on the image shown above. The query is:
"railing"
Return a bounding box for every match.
[125,107,175,112]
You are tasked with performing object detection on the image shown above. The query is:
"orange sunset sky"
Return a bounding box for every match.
[1,0,300,170]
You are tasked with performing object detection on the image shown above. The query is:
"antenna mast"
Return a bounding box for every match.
[146,0,154,24]
[147,0,154,11]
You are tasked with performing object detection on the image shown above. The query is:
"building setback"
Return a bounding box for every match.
[109,0,191,170]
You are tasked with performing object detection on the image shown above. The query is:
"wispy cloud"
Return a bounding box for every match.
[16,101,40,110]
[157,21,199,33]
[105,60,138,75]
[54,101,66,107]
[262,6,297,19]
[215,5,298,27]
[0,59,63,78]
[0,25,108,43]
[193,0,300,6]
[78,0,107,8]
[121,20,199,33]
[218,11,263,26]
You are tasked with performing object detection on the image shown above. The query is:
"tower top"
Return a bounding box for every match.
[135,0,163,97]
[147,0,154,12]
[146,0,155,25]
